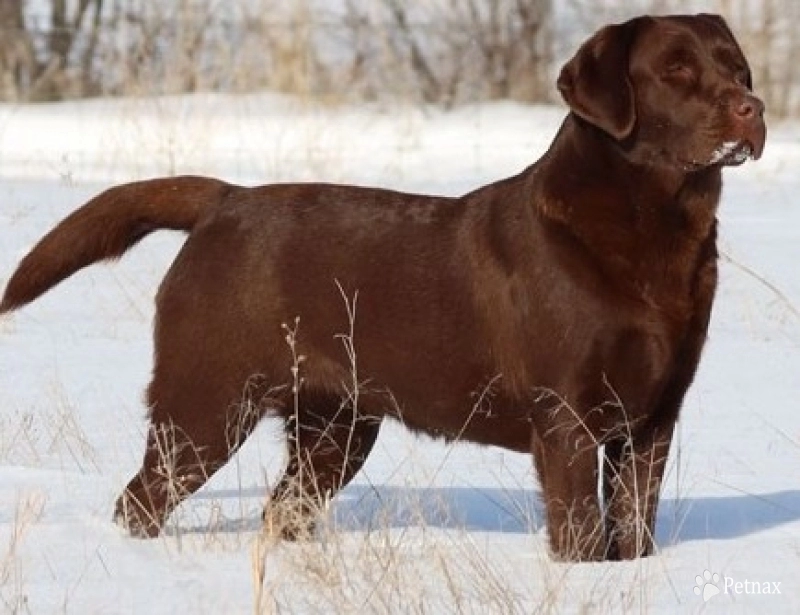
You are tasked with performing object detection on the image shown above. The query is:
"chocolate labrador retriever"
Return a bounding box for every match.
[1,14,765,561]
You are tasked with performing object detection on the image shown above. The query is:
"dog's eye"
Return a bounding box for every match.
[733,68,750,88]
[664,63,696,81]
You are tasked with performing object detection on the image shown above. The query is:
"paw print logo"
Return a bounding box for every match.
[693,570,721,602]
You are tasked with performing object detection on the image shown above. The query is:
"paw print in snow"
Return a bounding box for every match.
[693,570,721,602]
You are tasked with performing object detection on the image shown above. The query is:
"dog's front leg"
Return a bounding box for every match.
[532,429,606,561]
[602,421,674,560]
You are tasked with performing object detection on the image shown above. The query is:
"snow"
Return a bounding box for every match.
[0,93,799,613]
[708,140,748,165]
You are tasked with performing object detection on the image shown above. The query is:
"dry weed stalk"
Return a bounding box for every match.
[1,492,46,613]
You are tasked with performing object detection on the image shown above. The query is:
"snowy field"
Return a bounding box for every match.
[0,93,799,613]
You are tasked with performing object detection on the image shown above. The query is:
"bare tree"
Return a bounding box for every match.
[3,0,797,116]
[343,0,554,107]
[0,0,35,100]
[0,0,104,101]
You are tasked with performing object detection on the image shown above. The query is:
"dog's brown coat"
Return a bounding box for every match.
[1,14,765,560]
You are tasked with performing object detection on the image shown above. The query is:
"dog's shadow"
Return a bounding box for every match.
[331,485,541,534]
[188,484,800,546]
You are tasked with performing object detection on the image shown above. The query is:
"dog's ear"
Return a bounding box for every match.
[557,19,643,140]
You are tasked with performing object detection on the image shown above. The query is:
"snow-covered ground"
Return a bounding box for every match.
[0,94,798,613]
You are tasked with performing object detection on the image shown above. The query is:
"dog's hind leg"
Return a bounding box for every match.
[265,391,382,540]
[113,371,280,538]
[113,420,220,538]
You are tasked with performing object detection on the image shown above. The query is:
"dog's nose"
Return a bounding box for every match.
[736,94,765,120]
[733,93,767,160]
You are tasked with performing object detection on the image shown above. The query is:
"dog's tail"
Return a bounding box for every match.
[1,175,232,314]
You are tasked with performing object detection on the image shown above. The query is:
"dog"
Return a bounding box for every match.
[1,14,765,561]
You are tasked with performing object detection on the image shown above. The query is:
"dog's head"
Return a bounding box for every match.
[557,14,766,171]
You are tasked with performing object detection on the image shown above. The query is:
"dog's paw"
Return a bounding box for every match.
[112,499,162,538]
